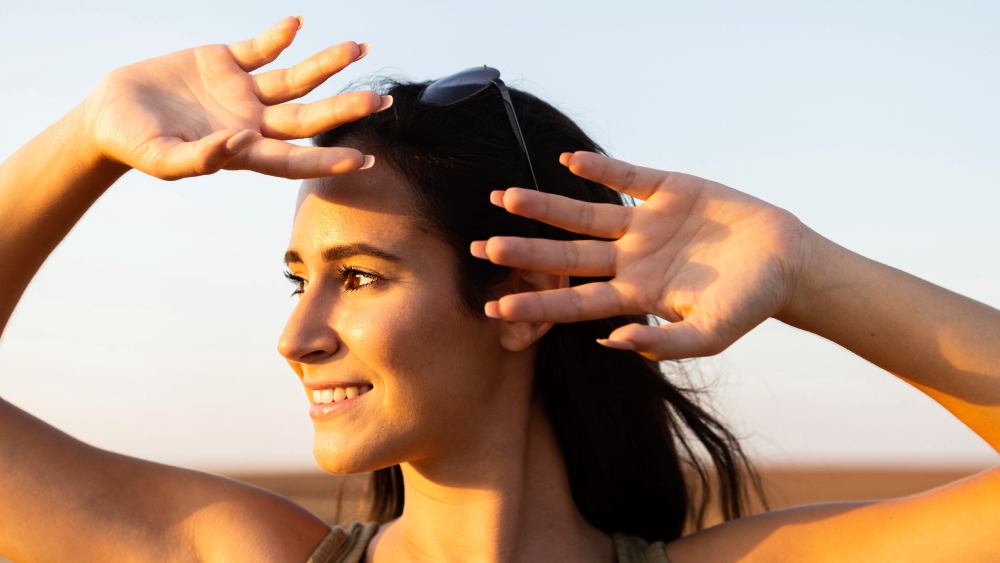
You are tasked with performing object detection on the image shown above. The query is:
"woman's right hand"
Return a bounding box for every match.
[79,16,388,181]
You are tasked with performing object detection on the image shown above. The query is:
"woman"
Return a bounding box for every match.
[1,16,997,562]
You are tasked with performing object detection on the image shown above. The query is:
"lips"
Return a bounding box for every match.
[309,385,372,420]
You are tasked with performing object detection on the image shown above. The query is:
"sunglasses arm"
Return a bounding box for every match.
[494,80,541,191]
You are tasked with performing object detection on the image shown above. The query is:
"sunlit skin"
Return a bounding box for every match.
[1,15,999,563]
[277,164,612,562]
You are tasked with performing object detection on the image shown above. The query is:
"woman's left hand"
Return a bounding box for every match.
[469,151,816,361]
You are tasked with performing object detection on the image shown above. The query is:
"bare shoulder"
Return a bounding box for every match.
[663,466,1000,563]
[162,467,332,562]
[0,398,329,562]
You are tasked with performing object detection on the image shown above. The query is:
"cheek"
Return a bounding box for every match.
[339,284,499,419]
[336,286,449,374]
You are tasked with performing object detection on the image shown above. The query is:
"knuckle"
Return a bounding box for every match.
[325,100,347,121]
[249,39,266,63]
[622,166,638,189]
[615,207,632,237]
[281,68,298,96]
[579,200,596,231]
[606,285,626,317]
[536,293,550,321]
[268,26,284,45]
[569,289,585,318]
[562,241,579,270]
[313,50,336,73]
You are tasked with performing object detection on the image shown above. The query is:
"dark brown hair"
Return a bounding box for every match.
[313,78,766,542]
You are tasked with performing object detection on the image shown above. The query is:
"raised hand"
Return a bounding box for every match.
[469,151,816,361]
[79,16,389,180]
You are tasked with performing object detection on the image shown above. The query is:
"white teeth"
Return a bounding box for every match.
[311,384,374,404]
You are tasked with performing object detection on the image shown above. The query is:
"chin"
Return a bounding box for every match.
[311,431,400,475]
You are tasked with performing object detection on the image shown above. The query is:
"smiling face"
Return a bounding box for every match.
[277,163,513,473]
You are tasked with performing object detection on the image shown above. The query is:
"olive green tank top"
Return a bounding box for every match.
[306,521,671,563]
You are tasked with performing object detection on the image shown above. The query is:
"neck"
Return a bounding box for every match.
[369,392,614,563]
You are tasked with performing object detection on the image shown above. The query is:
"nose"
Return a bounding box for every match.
[277,298,340,364]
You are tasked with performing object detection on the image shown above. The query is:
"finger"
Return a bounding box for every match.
[599,318,730,361]
[227,16,301,73]
[135,129,259,181]
[261,91,391,140]
[489,187,632,239]
[233,136,372,179]
[470,236,616,277]
[560,151,692,202]
[485,282,629,323]
[254,41,368,105]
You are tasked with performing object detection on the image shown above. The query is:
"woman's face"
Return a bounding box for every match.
[278,164,509,473]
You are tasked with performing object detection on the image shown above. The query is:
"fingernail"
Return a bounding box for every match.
[469,241,488,259]
[559,152,573,167]
[596,338,635,351]
[359,155,376,170]
[489,190,505,207]
[294,15,303,29]
[377,95,393,112]
[356,42,370,60]
[484,301,501,319]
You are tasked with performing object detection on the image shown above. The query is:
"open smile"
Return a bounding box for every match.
[308,384,374,420]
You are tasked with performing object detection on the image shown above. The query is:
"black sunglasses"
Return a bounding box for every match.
[417,66,540,191]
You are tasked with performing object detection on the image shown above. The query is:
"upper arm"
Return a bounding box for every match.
[0,398,329,562]
[664,466,1000,562]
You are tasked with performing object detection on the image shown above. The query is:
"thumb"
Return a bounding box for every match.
[137,129,259,181]
[597,317,729,361]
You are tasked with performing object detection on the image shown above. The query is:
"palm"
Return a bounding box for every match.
[105,48,260,149]
[472,152,811,361]
[81,17,385,180]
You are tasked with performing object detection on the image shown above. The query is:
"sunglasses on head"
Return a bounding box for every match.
[417,66,540,192]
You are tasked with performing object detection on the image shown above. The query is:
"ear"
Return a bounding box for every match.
[494,269,570,352]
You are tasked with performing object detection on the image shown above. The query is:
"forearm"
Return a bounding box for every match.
[0,100,129,338]
[778,229,1000,451]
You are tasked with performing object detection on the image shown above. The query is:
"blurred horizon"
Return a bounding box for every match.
[1,1,998,472]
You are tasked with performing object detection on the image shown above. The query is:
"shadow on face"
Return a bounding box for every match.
[277,163,513,474]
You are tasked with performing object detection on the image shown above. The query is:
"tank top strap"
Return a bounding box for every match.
[307,522,669,562]
[306,520,380,563]
[613,532,671,563]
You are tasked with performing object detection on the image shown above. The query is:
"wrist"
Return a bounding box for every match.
[73,89,132,180]
[774,226,845,330]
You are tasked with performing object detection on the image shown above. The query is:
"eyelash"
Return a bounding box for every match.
[282,266,382,297]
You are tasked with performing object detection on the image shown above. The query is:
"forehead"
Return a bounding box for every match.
[289,163,430,252]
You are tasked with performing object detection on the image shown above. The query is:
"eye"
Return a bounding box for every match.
[281,267,383,297]
[283,269,306,296]
[337,265,382,292]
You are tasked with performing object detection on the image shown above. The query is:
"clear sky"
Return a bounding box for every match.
[1,0,998,471]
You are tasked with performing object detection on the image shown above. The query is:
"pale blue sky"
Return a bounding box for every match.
[1,1,997,471]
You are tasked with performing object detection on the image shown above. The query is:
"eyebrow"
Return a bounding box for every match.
[284,243,404,266]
